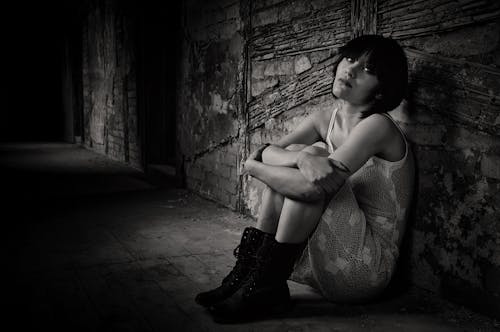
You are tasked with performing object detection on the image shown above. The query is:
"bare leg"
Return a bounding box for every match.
[275,196,324,243]
[255,186,284,234]
[275,143,330,243]
[206,143,331,320]
[255,143,311,234]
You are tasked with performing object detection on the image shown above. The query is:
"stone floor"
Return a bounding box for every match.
[2,142,499,332]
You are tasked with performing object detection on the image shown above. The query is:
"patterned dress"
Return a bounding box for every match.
[290,107,415,303]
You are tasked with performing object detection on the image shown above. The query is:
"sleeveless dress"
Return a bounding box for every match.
[290,106,415,303]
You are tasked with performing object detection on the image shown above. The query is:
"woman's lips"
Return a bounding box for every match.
[337,78,352,88]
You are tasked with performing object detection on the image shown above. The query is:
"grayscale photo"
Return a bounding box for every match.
[2,0,499,331]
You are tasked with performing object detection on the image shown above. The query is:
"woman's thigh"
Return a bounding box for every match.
[301,142,330,156]
[311,141,329,150]
[291,183,392,302]
[285,143,308,151]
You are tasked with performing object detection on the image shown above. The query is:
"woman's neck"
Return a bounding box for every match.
[338,100,373,126]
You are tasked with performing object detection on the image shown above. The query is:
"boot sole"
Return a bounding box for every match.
[211,300,294,324]
[195,288,242,308]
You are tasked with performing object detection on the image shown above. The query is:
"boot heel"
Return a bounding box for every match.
[210,238,305,323]
[195,227,271,307]
[269,299,294,315]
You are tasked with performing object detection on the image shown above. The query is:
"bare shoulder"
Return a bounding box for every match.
[310,99,341,140]
[355,113,395,138]
[355,113,405,160]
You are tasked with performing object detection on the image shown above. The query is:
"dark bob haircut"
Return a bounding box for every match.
[332,35,408,118]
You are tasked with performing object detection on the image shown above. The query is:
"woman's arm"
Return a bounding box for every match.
[245,159,324,202]
[271,111,324,148]
[261,142,331,167]
[259,109,328,166]
[297,114,396,194]
[260,144,304,167]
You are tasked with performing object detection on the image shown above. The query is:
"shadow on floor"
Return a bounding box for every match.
[2,143,498,331]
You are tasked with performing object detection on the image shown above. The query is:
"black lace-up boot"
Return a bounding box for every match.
[209,236,305,323]
[195,227,271,307]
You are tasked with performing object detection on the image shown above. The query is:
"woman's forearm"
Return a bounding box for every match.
[248,161,323,202]
[261,145,300,167]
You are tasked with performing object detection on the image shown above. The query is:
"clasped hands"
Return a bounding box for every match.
[243,143,347,195]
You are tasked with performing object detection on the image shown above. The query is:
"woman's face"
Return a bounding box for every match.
[332,55,380,105]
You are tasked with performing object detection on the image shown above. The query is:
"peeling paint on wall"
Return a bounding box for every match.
[178,0,247,210]
[82,0,140,168]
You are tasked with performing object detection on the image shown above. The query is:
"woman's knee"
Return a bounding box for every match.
[301,144,330,157]
[312,141,328,150]
[285,144,308,151]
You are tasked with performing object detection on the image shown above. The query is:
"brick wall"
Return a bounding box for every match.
[179,0,500,316]
[82,0,141,168]
[178,0,247,209]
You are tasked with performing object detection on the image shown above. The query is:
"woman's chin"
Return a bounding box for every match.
[332,87,350,99]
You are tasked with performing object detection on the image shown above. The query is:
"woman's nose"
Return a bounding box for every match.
[345,66,354,78]
[345,63,357,78]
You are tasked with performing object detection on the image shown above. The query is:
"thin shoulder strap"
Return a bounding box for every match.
[381,112,410,159]
[326,106,339,152]
[381,112,408,144]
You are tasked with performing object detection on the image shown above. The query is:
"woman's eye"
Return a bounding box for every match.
[364,67,374,74]
[346,57,354,63]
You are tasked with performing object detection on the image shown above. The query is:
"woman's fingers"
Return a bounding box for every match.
[298,153,331,184]
[248,144,270,162]
[242,158,257,175]
[298,152,347,195]
[247,150,259,161]
[244,143,270,175]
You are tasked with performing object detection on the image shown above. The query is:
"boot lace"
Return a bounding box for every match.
[242,251,271,296]
[221,245,255,286]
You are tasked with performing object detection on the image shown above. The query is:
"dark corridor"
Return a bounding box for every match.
[2,2,66,142]
[137,2,181,168]
[2,1,182,173]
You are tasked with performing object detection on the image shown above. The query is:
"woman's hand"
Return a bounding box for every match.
[296,151,347,194]
[243,144,269,175]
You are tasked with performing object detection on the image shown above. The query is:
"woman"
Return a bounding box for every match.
[195,35,415,323]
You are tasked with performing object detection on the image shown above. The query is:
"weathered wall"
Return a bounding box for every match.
[82,0,141,168]
[245,0,352,216]
[178,0,247,209]
[390,2,500,314]
[179,0,500,316]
